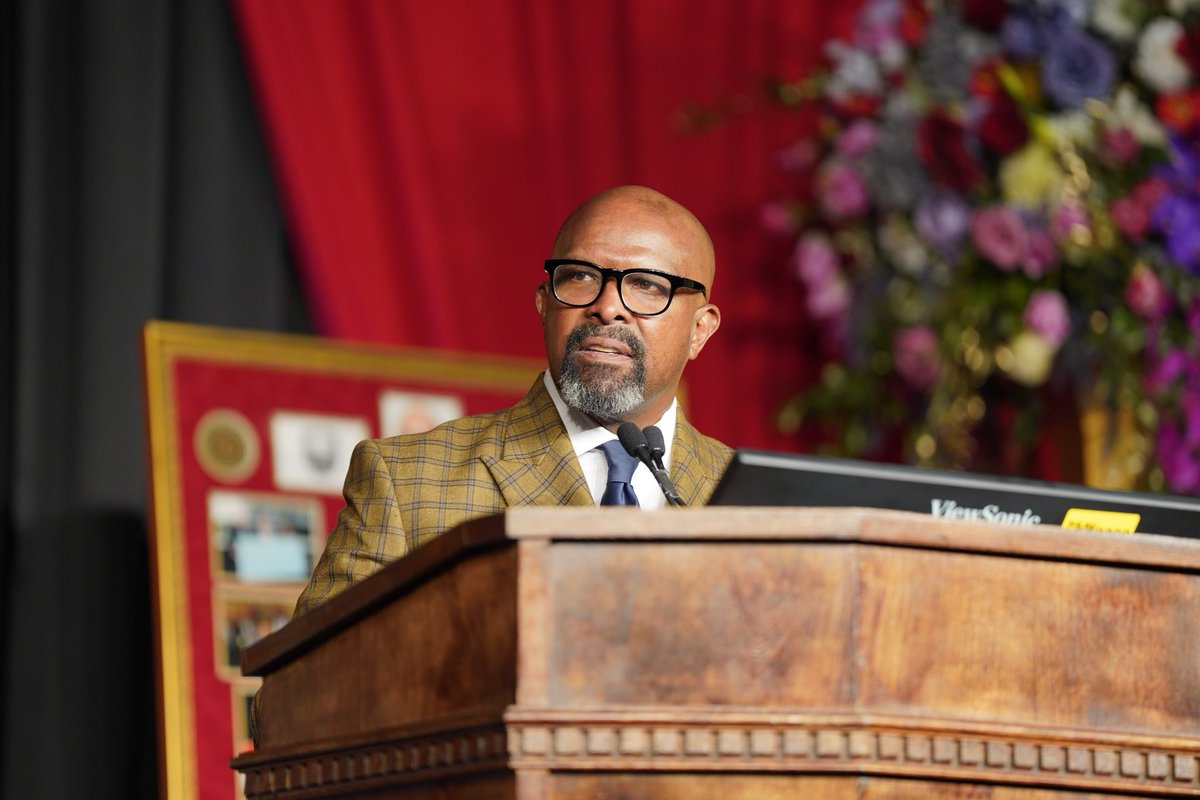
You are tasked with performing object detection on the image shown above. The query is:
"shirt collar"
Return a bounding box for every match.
[542,371,677,462]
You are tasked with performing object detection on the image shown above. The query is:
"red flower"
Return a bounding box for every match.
[1157,89,1200,135]
[1175,22,1200,74]
[969,58,1004,99]
[917,110,985,193]
[899,0,929,47]
[832,95,882,118]
[978,91,1029,157]
[961,0,1008,33]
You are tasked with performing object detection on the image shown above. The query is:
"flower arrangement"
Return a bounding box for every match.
[768,0,1200,493]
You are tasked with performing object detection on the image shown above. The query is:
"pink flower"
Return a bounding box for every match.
[1021,229,1059,278]
[817,160,870,220]
[1023,290,1070,349]
[806,275,853,320]
[1125,262,1172,320]
[970,206,1028,271]
[1134,176,1171,209]
[893,325,940,390]
[1099,126,1139,166]
[1049,201,1090,244]
[1111,177,1170,241]
[792,232,840,284]
[761,202,796,235]
[836,119,878,157]
[1111,194,1152,240]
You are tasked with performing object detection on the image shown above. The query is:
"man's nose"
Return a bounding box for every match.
[586,275,630,322]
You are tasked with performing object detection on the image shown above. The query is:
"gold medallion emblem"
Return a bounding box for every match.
[194,408,260,484]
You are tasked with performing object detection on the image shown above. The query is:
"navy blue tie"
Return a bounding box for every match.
[598,440,640,507]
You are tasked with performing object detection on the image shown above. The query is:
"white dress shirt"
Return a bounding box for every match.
[542,372,675,510]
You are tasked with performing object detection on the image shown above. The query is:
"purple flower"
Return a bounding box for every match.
[1146,347,1193,393]
[914,191,970,258]
[893,325,940,390]
[1157,423,1200,494]
[1001,13,1043,60]
[1186,392,1200,450]
[1024,290,1070,349]
[1040,31,1117,109]
[1154,197,1200,274]
[1188,299,1200,337]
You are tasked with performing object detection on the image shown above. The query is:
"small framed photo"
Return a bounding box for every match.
[379,389,464,437]
[213,585,297,682]
[207,490,322,583]
[270,411,371,494]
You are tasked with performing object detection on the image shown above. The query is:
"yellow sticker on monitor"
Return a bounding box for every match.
[1061,508,1140,534]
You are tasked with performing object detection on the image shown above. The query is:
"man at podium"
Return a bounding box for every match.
[293,185,733,615]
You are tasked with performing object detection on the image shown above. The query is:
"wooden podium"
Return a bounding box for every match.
[233,507,1200,798]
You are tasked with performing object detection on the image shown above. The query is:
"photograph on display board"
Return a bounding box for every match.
[269,410,371,495]
[212,585,297,682]
[378,389,465,437]
[207,490,322,583]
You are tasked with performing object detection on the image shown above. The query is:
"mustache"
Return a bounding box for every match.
[564,324,646,360]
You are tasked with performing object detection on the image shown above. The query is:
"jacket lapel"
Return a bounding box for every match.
[670,417,707,506]
[483,376,594,508]
[670,411,730,506]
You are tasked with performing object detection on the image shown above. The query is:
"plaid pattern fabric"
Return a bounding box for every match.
[294,374,733,615]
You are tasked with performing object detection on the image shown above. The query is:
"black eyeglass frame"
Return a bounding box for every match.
[543,258,708,317]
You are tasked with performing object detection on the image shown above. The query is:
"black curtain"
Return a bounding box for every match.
[1,1,307,797]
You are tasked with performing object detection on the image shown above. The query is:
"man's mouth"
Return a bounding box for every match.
[577,337,632,358]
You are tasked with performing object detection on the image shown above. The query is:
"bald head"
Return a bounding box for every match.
[536,185,722,429]
[552,185,716,290]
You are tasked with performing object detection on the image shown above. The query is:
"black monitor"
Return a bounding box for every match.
[707,449,1200,539]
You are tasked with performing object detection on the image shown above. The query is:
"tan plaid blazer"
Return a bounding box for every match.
[294,374,733,615]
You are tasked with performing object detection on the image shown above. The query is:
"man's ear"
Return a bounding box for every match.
[535,283,548,320]
[688,304,721,360]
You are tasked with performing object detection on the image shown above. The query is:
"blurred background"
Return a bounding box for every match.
[4,0,1197,797]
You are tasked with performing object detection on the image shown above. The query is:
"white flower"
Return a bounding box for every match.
[825,41,885,100]
[1135,17,1192,93]
[878,215,928,277]
[1091,0,1139,43]
[998,331,1056,387]
[1045,110,1096,149]
[1110,85,1166,146]
[877,40,909,74]
[1167,0,1200,16]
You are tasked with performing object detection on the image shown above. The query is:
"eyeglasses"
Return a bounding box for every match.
[544,259,707,316]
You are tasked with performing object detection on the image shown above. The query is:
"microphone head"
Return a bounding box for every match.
[617,422,648,457]
[643,425,666,458]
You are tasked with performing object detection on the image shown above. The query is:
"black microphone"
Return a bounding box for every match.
[643,425,667,471]
[617,422,685,507]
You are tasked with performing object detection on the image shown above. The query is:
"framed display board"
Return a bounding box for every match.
[141,320,543,800]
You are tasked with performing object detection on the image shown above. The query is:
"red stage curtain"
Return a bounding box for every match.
[231,0,857,449]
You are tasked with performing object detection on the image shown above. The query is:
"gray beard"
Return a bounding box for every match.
[557,324,646,423]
